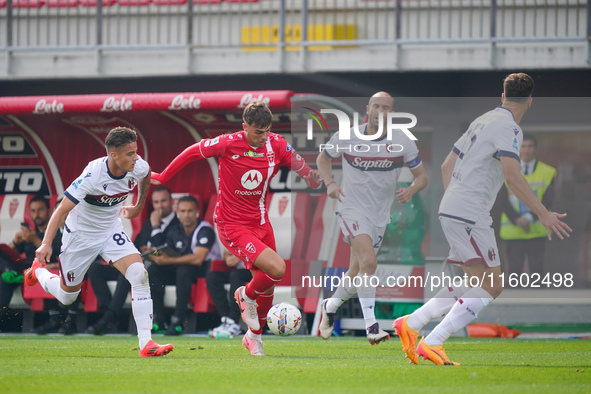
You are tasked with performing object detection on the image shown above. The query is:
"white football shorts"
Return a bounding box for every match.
[59,221,140,286]
[439,216,500,268]
[337,212,386,255]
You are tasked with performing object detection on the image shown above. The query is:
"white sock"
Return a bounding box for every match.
[36,267,60,295]
[37,268,80,305]
[357,275,378,330]
[425,286,494,346]
[125,263,152,350]
[407,283,471,332]
[247,329,261,341]
[242,287,255,303]
[326,277,357,314]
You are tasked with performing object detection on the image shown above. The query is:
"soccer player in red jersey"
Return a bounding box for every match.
[151,101,321,356]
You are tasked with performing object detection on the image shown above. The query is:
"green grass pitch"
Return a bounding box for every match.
[0,335,589,393]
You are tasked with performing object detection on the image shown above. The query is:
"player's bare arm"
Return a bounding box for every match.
[123,171,150,219]
[316,151,345,202]
[396,163,428,204]
[35,198,76,264]
[501,156,571,240]
[441,150,458,191]
[150,142,206,186]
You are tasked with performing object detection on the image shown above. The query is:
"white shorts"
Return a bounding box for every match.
[439,216,500,268]
[59,222,139,286]
[337,212,386,255]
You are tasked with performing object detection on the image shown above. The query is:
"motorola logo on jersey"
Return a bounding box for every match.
[241,170,263,190]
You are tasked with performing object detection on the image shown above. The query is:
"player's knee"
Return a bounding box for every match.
[267,260,285,278]
[358,256,377,275]
[489,282,503,299]
[125,262,149,287]
[483,274,503,299]
[57,287,80,305]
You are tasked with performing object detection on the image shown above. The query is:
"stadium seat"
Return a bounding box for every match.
[47,0,78,7]
[22,269,60,312]
[191,277,217,313]
[150,0,186,5]
[118,0,148,5]
[78,0,117,6]
[0,0,47,8]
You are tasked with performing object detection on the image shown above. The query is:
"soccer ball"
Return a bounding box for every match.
[266,302,302,336]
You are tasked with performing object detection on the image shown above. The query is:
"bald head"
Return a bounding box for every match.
[366,91,394,135]
[368,91,394,108]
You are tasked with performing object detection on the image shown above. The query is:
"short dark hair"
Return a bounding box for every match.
[522,133,537,147]
[242,101,272,129]
[177,195,199,210]
[105,127,137,151]
[29,195,50,210]
[503,73,535,103]
[152,186,172,198]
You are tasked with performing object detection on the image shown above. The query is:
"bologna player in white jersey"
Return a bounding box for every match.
[152,101,321,356]
[27,127,173,357]
[316,92,428,344]
[394,73,571,365]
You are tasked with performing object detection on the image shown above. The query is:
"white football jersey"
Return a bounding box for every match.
[439,107,522,227]
[324,123,421,227]
[64,156,150,233]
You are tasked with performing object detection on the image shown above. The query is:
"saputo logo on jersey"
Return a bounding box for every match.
[344,154,403,172]
[236,170,263,195]
[84,192,129,207]
[304,107,418,152]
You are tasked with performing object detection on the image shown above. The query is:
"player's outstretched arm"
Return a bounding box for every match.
[123,171,150,219]
[287,146,322,189]
[316,151,345,202]
[501,156,572,240]
[36,198,76,263]
[151,142,207,185]
[396,163,428,204]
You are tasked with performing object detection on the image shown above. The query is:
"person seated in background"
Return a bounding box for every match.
[147,195,220,335]
[1,196,67,333]
[86,186,179,334]
[207,250,251,338]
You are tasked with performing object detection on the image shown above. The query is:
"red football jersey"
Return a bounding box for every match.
[153,131,312,226]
